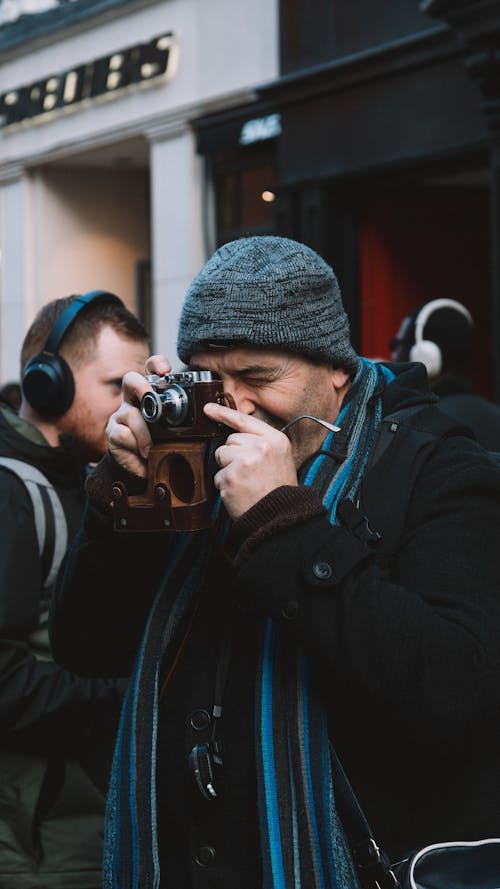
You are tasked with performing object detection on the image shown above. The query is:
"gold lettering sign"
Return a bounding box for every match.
[0,32,178,129]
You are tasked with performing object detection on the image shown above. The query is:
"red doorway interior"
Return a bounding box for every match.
[359,187,492,397]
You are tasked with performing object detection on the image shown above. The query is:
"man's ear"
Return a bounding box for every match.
[331,367,351,391]
[330,367,352,413]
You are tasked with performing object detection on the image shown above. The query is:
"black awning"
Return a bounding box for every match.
[194,102,281,155]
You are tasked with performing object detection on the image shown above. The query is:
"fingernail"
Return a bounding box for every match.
[141,444,151,459]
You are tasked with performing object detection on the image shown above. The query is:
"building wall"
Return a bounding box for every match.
[0,0,278,169]
[0,0,279,382]
[281,0,434,73]
[29,165,150,307]
[259,0,500,397]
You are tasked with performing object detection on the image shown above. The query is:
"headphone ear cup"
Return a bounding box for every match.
[409,339,442,378]
[22,352,75,418]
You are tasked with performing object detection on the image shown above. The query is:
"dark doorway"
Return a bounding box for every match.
[359,180,492,397]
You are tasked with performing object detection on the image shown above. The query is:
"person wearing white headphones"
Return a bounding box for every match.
[390,298,500,451]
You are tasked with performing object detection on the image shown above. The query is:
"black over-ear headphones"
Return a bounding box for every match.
[22,289,123,418]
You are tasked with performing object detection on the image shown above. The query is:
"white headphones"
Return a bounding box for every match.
[409,298,473,378]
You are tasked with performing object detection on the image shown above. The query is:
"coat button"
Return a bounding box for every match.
[195,844,216,867]
[281,600,299,620]
[189,709,211,731]
[312,561,333,580]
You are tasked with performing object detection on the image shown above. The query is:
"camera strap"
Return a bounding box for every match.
[159,593,202,702]
[189,625,233,801]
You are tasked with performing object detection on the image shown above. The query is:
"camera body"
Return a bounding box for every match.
[111,370,234,533]
[140,370,226,441]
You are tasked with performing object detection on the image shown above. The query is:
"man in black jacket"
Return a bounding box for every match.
[50,238,500,889]
[390,297,500,450]
[0,292,149,889]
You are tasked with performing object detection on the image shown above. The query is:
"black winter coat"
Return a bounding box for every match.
[0,405,125,889]
[433,375,500,451]
[50,364,500,889]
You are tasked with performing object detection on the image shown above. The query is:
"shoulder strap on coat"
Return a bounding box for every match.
[0,457,68,588]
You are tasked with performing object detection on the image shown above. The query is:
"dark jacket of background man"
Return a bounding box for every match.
[0,293,148,889]
[390,298,500,451]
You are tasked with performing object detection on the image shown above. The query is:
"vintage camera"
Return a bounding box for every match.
[140,370,227,440]
[111,370,234,533]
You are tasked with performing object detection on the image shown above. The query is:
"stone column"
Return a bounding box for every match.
[147,121,206,366]
[0,164,30,384]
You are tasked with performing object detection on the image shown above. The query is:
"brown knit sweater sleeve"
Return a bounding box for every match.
[84,452,147,514]
[85,457,326,565]
[226,485,327,565]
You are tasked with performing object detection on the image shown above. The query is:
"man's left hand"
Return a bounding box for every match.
[204,402,298,520]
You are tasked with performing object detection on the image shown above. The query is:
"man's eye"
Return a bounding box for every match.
[243,377,268,387]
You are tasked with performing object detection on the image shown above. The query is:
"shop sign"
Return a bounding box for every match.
[239,113,281,146]
[0,32,178,129]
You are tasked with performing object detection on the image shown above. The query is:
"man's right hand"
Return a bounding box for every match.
[105,354,172,477]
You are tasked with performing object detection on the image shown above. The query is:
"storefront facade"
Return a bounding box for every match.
[197,0,500,399]
[0,0,278,382]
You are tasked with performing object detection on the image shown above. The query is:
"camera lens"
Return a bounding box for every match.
[140,384,189,426]
[141,391,163,423]
[161,384,189,425]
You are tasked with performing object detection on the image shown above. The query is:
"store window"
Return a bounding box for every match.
[212,147,277,246]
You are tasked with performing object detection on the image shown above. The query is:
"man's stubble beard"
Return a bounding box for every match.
[57,405,107,464]
[253,409,328,471]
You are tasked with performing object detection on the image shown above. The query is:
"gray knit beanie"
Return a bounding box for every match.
[177,235,359,374]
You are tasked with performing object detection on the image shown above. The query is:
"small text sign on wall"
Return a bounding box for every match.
[239,113,281,146]
[0,32,178,129]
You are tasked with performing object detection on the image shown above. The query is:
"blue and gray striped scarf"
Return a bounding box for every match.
[103,358,394,889]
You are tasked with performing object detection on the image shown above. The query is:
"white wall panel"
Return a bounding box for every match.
[149,125,204,364]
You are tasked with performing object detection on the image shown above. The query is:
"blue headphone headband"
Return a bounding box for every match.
[43,290,123,355]
[22,289,124,418]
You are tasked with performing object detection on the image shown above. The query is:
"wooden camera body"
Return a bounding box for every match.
[111,371,233,532]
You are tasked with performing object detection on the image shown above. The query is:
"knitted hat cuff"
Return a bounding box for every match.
[177,236,359,374]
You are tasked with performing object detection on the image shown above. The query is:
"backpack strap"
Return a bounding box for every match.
[0,457,68,588]
[359,404,473,556]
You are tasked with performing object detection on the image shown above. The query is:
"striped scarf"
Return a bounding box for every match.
[103,357,394,889]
